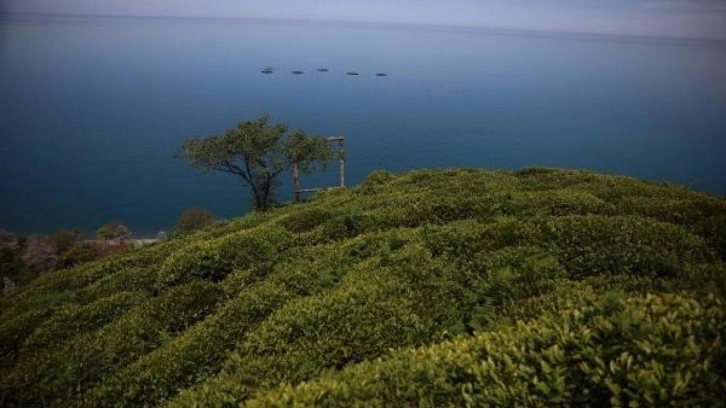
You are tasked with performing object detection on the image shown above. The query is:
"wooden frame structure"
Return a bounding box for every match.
[293,136,345,202]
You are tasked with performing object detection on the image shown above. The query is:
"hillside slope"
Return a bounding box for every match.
[1,168,725,407]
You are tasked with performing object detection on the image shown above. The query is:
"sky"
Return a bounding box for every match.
[2,0,726,39]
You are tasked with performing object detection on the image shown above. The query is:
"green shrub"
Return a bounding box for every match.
[0,291,72,330]
[187,210,284,241]
[674,262,726,300]
[422,218,541,260]
[317,213,376,240]
[156,240,229,287]
[0,245,34,287]
[0,281,221,407]
[469,248,567,324]
[513,166,561,177]
[617,196,726,226]
[80,243,359,408]
[694,215,726,259]
[21,290,147,352]
[174,207,215,234]
[279,208,333,233]
[9,252,148,304]
[79,281,291,408]
[57,241,108,269]
[540,215,715,279]
[490,276,665,326]
[247,293,726,407]
[0,308,53,369]
[171,243,566,407]
[514,168,640,195]
[491,190,614,217]
[156,226,292,288]
[358,169,395,192]
[169,270,434,407]
[2,167,725,408]
[70,267,156,304]
[0,252,157,330]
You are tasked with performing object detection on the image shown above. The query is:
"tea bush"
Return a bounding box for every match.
[167,244,572,407]
[70,266,156,304]
[694,215,726,259]
[540,215,715,279]
[1,167,724,407]
[247,293,726,407]
[21,290,147,352]
[358,169,395,192]
[0,281,221,407]
[78,281,292,408]
[279,208,334,233]
[168,262,442,407]
[0,308,52,369]
[156,226,292,288]
[78,241,363,408]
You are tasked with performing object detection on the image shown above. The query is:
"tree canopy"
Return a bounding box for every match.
[176,115,332,211]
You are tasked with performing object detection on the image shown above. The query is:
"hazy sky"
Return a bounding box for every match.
[3,0,726,39]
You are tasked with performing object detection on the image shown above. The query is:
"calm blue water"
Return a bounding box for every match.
[1,15,725,236]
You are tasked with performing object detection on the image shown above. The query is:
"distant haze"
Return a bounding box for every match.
[2,0,726,40]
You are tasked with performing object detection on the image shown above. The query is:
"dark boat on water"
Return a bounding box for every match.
[346,72,359,76]
[292,70,304,74]
[261,69,274,74]
[375,73,388,77]
[317,68,329,72]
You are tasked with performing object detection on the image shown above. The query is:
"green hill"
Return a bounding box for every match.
[1,168,725,407]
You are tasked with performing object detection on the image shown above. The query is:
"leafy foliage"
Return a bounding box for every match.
[1,244,33,292]
[176,115,332,211]
[49,229,85,254]
[1,167,725,407]
[248,293,725,407]
[1,281,221,407]
[174,207,215,234]
[1,228,133,294]
[96,222,132,242]
[57,241,109,269]
[21,235,57,274]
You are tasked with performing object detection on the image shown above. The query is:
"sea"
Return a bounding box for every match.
[1,14,725,236]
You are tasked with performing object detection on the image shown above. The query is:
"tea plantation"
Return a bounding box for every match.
[1,168,725,407]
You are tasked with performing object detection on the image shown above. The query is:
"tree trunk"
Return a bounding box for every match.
[251,176,273,211]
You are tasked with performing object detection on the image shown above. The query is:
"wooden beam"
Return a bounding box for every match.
[293,136,346,203]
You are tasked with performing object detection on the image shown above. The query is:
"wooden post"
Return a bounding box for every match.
[293,160,301,202]
[327,136,346,189]
[295,136,346,202]
[338,138,345,188]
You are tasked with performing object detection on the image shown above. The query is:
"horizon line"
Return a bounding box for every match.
[2,11,726,45]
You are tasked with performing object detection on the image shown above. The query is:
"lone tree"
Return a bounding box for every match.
[176,115,332,211]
